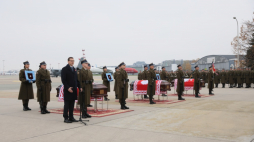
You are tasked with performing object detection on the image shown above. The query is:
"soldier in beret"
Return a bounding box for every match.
[208,66,214,95]
[101,66,110,101]
[18,61,35,111]
[113,67,119,99]
[147,63,157,104]
[117,62,129,109]
[176,64,185,100]
[193,65,201,98]
[77,59,92,118]
[142,65,149,99]
[36,61,52,114]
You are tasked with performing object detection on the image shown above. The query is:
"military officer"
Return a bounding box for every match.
[18,61,35,111]
[208,66,214,95]
[220,69,227,88]
[201,69,206,86]
[147,63,157,104]
[233,68,237,87]
[117,62,129,109]
[101,66,110,101]
[138,70,143,80]
[245,67,251,88]
[176,65,185,100]
[236,67,243,88]
[142,65,149,99]
[214,69,220,88]
[36,61,51,114]
[87,63,93,107]
[193,65,201,98]
[228,68,234,88]
[113,67,119,99]
[160,67,168,96]
[77,59,92,118]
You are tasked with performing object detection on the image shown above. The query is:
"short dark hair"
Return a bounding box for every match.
[68,57,73,61]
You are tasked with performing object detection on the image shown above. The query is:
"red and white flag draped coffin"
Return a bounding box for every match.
[130,80,171,95]
[174,78,204,91]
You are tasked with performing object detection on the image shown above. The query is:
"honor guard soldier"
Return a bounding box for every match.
[36,61,52,114]
[208,66,214,95]
[236,67,243,88]
[160,67,168,96]
[117,62,129,109]
[147,63,157,104]
[142,65,149,99]
[176,65,185,100]
[87,63,93,107]
[138,70,143,80]
[77,59,92,118]
[18,61,35,111]
[201,69,206,86]
[113,67,119,99]
[101,66,110,101]
[244,67,251,88]
[220,69,227,88]
[228,68,235,88]
[193,65,201,98]
[214,69,220,88]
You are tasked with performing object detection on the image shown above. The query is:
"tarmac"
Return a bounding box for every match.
[1,75,254,142]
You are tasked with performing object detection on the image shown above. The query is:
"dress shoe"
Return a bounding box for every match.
[44,106,50,113]
[124,105,129,109]
[121,105,125,110]
[162,94,167,96]
[209,93,214,95]
[69,118,78,122]
[87,104,93,107]
[150,101,156,104]
[23,104,28,111]
[41,108,46,114]
[25,104,31,110]
[104,98,110,101]
[64,119,72,123]
[84,111,92,118]
[178,98,185,100]
[144,95,149,99]
[82,112,88,118]
[195,95,201,98]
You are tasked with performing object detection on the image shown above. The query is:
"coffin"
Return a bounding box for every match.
[130,80,171,91]
[56,84,108,98]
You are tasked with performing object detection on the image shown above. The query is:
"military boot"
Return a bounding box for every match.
[178,93,185,100]
[82,110,87,118]
[195,93,200,98]
[149,96,156,104]
[120,102,125,110]
[229,85,233,88]
[23,104,28,111]
[44,106,50,113]
[41,107,46,114]
[84,109,91,118]
[144,95,149,99]
[209,90,214,95]
[25,104,31,110]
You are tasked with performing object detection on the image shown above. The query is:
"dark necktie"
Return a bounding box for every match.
[71,67,74,72]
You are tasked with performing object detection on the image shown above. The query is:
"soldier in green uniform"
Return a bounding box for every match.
[113,67,119,99]
[87,63,93,107]
[101,66,110,101]
[200,69,206,86]
[205,70,208,84]
[117,62,129,109]
[142,65,149,99]
[236,67,243,88]
[233,69,237,87]
[176,65,185,100]
[208,66,214,95]
[77,59,92,118]
[36,61,52,114]
[147,63,156,104]
[244,67,251,88]
[184,70,190,78]
[193,65,201,98]
[18,61,35,111]
[214,69,220,88]
[220,69,227,88]
[138,70,143,80]
[228,68,235,88]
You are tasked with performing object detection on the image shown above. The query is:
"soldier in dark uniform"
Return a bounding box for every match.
[18,61,35,111]
[228,68,234,88]
[142,65,149,99]
[214,69,220,88]
[117,62,129,109]
[160,67,168,96]
[220,69,227,88]
[77,59,92,118]
[176,65,185,100]
[184,70,190,78]
[201,69,206,86]
[208,66,214,95]
[36,61,52,114]
[113,67,119,99]
[236,67,243,88]
[101,66,110,101]
[147,63,156,104]
[233,69,237,87]
[138,70,143,80]
[193,65,201,98]
[245,67,251,88]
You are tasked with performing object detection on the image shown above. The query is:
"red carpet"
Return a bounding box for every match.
[47,108,133,117]
[122,99,185,104]
[168,94,212,98]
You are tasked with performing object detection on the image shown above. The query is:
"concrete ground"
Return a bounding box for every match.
[1,75,254,142]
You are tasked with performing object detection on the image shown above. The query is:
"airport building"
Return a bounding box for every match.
[191,55,240,70]
[161,59,184,71]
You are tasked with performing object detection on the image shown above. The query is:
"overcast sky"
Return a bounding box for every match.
[0,0,254,71]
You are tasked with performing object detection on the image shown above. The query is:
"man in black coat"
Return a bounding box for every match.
[61,57,81,123]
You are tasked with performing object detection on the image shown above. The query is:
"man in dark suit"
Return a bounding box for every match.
[61,57,81,123]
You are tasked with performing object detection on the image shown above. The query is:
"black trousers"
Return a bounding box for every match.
[195,83,199,94]
[63,100,75,119]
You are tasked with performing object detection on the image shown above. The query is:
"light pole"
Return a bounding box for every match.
[3,60,5,75]
[233,17,240,67]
